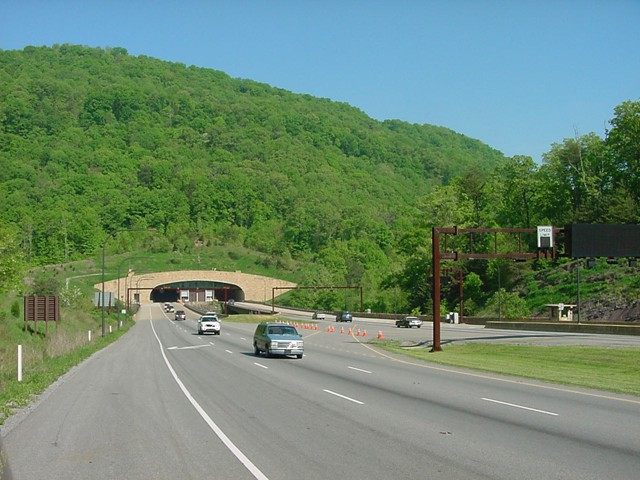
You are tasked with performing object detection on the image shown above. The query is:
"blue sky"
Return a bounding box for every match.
[1,0,638,162]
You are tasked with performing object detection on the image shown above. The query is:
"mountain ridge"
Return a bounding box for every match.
[0,44,505,267]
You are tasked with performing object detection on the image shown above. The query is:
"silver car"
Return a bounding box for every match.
[253,322,303,359]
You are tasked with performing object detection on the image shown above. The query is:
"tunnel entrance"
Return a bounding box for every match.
[151,287,180,303]
[149,281,244,303]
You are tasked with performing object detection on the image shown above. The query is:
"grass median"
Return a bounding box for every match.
[370,340,640,398]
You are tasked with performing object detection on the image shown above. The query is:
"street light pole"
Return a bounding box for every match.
[497,260,502,322]
[101,228,155,337]
[576,259,581,325]
[116,255,151,329]
[101,237,110,337]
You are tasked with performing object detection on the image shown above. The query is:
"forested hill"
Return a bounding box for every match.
[0,44,504,266]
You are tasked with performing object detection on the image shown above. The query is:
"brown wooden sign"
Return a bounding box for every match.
[24,296,60,336]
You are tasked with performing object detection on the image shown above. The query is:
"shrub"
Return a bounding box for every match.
[10,301,20,318]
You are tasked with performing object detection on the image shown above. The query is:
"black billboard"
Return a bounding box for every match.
[565,224,640,258]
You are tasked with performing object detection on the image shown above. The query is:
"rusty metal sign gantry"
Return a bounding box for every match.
[431,227,560,351]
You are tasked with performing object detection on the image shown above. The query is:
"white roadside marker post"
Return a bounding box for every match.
[18,344,22,382]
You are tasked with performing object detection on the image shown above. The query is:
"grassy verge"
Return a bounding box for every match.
[370,340,640,397]
[0,310,133,426]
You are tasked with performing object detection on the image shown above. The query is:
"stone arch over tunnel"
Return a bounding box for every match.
[98,270,297,305]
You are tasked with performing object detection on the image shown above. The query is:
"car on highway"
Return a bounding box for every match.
[164,303,174,313]
[312,311,326,320]
[197,314,221,335]
[335,311,353,322]
[174,310,186,321]
[396,316,422,328]
[253,322,304,358]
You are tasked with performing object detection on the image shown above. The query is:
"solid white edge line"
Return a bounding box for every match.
[254,363,268,369]
[324,389,364,405]
[149,318,269,480]
[482,397,559,416]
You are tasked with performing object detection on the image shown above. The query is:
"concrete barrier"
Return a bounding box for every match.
[485,321,640,336]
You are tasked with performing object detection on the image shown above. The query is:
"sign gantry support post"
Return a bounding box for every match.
[431,228,442,351]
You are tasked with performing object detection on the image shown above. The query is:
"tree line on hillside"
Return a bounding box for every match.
[0,45,638,316]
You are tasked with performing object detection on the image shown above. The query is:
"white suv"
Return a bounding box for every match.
[198,314,221,335]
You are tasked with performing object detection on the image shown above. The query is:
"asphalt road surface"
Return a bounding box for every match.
[2,304,639,479]
[243,302,640,348]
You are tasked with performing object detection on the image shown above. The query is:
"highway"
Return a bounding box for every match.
[2,303,639,479]
[245,301,640,348]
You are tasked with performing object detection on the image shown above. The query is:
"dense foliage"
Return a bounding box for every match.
[393,101,640,316]
[0,45,503,307]
[1,45,638,315]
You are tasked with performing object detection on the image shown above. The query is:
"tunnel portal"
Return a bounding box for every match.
[149,281,244,303]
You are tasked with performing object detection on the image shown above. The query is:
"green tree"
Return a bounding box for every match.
[30,270,62,296]
[606,100,640,205]
[486,155,539,228]
[462,271,484,306]
[454,166,486,226]
[391,186,475,312]
[537,134,612,224]
[485,288,530,319]
[0,224,25,293]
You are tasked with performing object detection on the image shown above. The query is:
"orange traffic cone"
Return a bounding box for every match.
[356,329,361,336]
[340,326,344,334]
[362,330,367,337]
[348,327,353,335]
[377,330,383,339]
